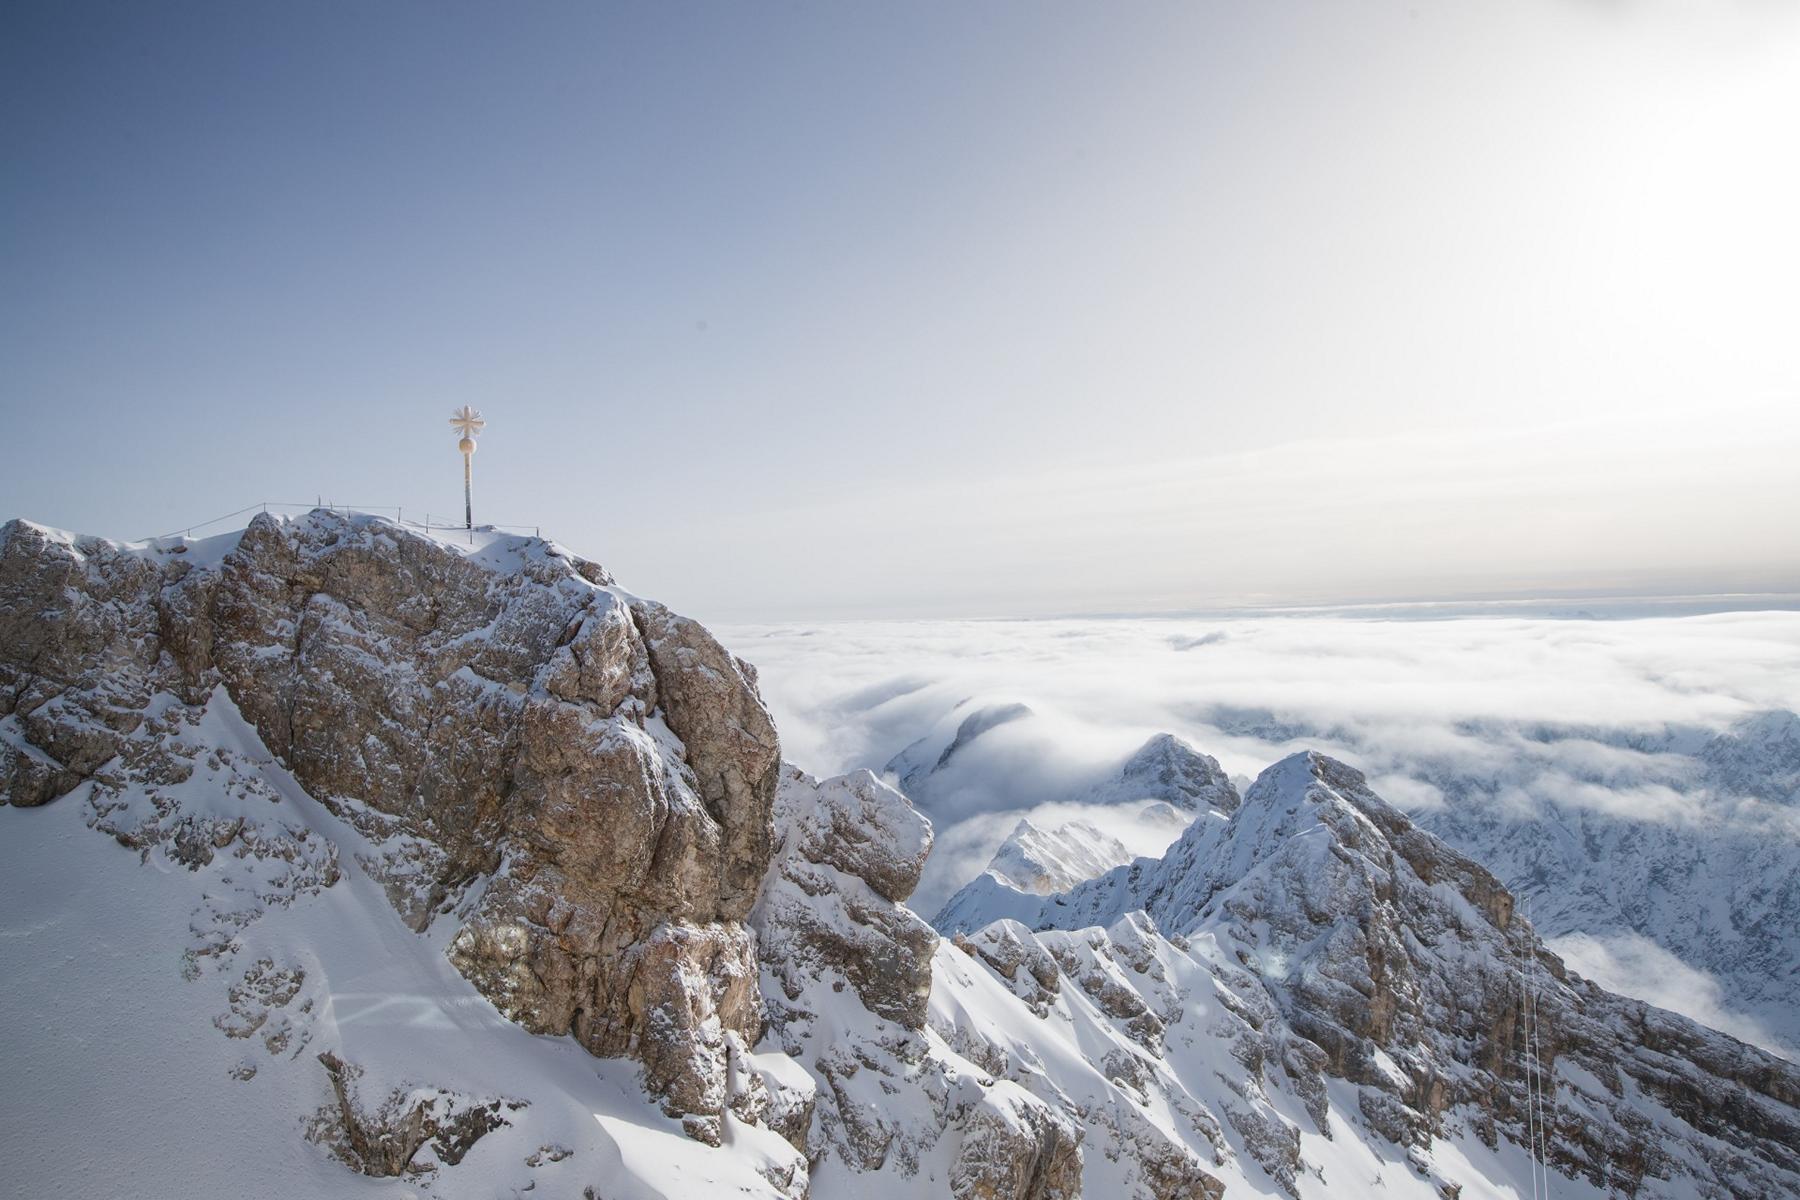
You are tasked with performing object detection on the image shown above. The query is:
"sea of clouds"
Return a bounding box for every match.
[721,605,1800,1050]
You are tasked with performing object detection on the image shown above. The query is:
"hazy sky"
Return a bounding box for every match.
[4,2,1798,621]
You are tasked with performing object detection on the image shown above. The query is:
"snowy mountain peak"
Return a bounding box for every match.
[882,699,1035,794]
[988,817,1133,895]
[1183,749,1404,911]
[1109,732,1242,813]
[934,749,1800,1197]
[1701,708,1800,801]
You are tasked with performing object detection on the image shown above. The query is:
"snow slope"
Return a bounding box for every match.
[935,752,1800,1199]
[989,818,1137,893]
[0,690,798,1200]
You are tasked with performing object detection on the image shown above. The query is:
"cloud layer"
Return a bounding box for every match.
[726,608,1800,790]
[722,608,1800,1053]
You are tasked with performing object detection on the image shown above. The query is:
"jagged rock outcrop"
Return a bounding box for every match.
[949,1090,1083,1200]
[754,764,1086,1196]
[969,751,1800,1198]
[0,521,165,806]
[0,513,779,1132]
[1090,733,1240,814]
[757,765,937,1029]
[308,1052,519,1178]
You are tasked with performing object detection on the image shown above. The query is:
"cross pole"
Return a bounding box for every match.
[448,406,487,535]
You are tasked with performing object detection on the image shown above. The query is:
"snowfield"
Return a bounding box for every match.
[0,689,796,1200]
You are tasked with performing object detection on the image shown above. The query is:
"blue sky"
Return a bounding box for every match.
[4,2,1798,621]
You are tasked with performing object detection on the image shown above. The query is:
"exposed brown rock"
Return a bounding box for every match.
[949,1089,1083,1200]
[755,765,1093,1194]
[310,1052,518,1177]
[0,512,780,1131]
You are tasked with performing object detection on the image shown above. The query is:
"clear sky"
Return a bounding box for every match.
[4,2,1798,622]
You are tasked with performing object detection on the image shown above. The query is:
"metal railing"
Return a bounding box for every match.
[143,502,541,543]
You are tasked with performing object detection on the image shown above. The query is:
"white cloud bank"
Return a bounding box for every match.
[721,608,1800,1054]
[725,608,1800,790]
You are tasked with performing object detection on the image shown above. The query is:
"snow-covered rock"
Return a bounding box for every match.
[756,765,938,1030]
[0,511,793,1181]
[990,818,1136,894]
[753,764,1086,1198]
[1088,733,1241,814]
[965,751,1800,1198]
[6,509,1799,1200]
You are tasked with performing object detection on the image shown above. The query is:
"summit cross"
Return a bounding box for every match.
[449,406,486,532]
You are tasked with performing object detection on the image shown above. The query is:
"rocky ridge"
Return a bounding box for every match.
[1195,701,1800,1057]
[0,511,777,1135]
[934,735,1240,937]
[5,511,1799,1199]
[951,750,1800,1198]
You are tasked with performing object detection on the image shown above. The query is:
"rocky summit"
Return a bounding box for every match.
[2,510,1798,1200]
[949,750,1800,1199]
[0,512,779,1146]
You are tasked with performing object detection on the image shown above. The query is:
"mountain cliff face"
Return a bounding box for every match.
[1196,702,1800,1058]
[1403,713,1800,1059]
[4,511,1798,1200]
[0,512,779,1145]
[948,751,1800,1198]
